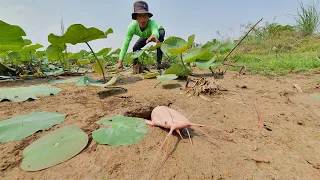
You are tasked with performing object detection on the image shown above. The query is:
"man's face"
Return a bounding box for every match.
[136,13,149,29]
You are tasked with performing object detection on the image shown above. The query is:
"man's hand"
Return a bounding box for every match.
[116,60,123,69]
[146,35,159,44]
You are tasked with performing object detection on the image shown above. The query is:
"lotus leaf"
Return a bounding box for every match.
[195,56,216,70]
[156,74,178,83]
[96,48,112,56]
[0,20,26,45]
[46,44,67,61]
[164,64,192,77]
[92,115,148,146]
[36,51,45,59]
[146,43,161,51]
[48,24,113,45]
[23,44,44,53]
[68,52,83,60]
[161,36,187,55]
[0,85,62,102]
[0,111,66,142]
[183,48,210,63]
[21,125,88,171]
[220,44,235,55]
[24,39,32,45]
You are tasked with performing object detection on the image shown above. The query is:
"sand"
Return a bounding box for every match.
[1,69,319,180]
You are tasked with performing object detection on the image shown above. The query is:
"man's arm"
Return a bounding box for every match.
[146,20,160,44]
[150,20,160,38]
[119,25,134,60]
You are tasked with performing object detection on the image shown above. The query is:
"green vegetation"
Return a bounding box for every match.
[229,52,320,76]
[221,2,320,76]
[294,1,320,36]
[1,1,318,79]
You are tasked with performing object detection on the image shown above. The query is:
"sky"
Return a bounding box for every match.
[0,0,318,54]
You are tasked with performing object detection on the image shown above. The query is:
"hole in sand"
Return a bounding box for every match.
[124,108,153,120]
[98,89,127,99]
[162,83,182,89]
[123,102,172,120]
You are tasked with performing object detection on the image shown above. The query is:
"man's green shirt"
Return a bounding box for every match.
[119,19,163,60]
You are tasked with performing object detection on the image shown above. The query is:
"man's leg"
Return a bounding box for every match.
[156,29,165,68]
[133,37,147,65]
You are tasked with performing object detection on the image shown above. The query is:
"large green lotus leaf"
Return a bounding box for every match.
[46,44,67,61]
[0,20,26,50]
[0,44,24,52]
[92,115,148,146]
[210,42,221,52]
[48,77,82,84]
[0,111,66,142]
[96,48,112,56]
[107,48,121,59]
[156,74,178,83]
[0,20,26,38]
[0,36,25,46]
[0,52,5,59]
[80,49,88,54]
[164,63,192,77]
[201,41,214,49]
[198,50,215,60]
[8,52,22,61]
[36,51,45,59]
[186,34,195,48]
[161,36,188,54]
[48,76,100,87]
[108,48,121,56]
[67,52,73,58]
[0,85,62,102]
[220,44,235,55]
[183,48,210,63]
[24,39,32,45]
[131,50,145,59]
[146,43,161,51]
[21,125,88,171]
[69,52,83,60]
[127,50,149,62]
[48,24,113,45]
[23,44,44,54]
[0,20,26,47]
[195,56,216,70]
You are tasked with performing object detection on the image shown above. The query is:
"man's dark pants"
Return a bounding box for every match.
[132,29,165,65]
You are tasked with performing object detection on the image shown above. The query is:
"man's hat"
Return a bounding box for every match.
[132,1,153,20]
